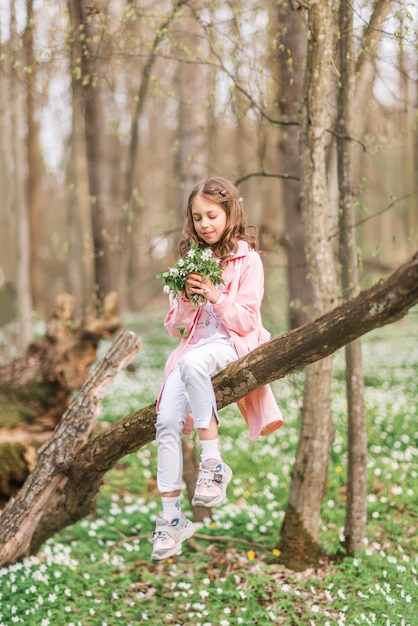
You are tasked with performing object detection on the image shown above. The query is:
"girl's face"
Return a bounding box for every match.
[191,195,227,246]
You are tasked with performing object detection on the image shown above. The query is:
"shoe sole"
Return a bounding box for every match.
[151,521,196,561]
[192,465,233,508]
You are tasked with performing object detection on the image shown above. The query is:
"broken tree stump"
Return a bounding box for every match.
[0,329,141,565]
[0,292,122,502]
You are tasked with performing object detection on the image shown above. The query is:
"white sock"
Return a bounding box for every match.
[200,438,221,462]
[161,496,181,521]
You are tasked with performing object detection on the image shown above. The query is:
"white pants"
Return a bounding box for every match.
[156,339,237,493]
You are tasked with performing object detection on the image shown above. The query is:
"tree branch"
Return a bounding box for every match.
[235,171,299,186]
[69,248,418,498]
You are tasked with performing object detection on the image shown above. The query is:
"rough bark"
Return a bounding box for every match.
[0,330,141,565]
[0,249,417,566]
[69,0,116,302]
[337,0,367,555]
[276,1,311,329]
[278,0,338,570]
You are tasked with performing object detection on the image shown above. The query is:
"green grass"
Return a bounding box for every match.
[0,310,417,625]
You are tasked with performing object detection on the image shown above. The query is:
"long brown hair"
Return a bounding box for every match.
[179,177,256,262]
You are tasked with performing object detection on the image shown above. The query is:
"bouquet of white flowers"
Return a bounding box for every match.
[156,243,224,308]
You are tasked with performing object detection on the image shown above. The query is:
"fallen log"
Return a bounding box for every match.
[0,249,417,565]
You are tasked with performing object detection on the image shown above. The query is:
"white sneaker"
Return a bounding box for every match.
[151,515,196,561]
[192,459,232,507]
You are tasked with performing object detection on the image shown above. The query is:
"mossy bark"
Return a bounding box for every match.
[0,443,31,505]
[276,504,322,571]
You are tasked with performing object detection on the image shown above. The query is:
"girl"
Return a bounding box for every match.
[152,176,283,560]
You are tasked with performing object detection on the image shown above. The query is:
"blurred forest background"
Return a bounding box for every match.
[0,0,417,572]
[0,0,416,348]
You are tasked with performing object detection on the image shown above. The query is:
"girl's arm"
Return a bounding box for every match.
[164,293,198,338]
[212,251,264,336]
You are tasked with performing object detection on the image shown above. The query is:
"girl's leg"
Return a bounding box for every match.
[152,367,196,561]
[198,415,221,461]
[178,340,237,431]
[178,341,237,507]
[155,367,190,499]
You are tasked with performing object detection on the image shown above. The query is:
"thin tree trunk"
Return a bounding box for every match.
[0,247,416,566]
[352,0,392,174]
[66,0,95,314]
[278,0,338,570]
[172,8,211,510]
[354,0,392,110]
[174,13,209,209]
[0,14,14,285]
[69,0,116,304]
[11,1,32,348]
[398,14,417,241]
[276,1,311,329]
[415,52,418,225]
[24,0,45,318]
[182,438,211,523]
[337,0,367,554]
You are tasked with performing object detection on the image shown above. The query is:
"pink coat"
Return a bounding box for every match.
[158,240,284,440]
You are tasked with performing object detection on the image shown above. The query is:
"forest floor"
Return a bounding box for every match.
[0,309,417,625]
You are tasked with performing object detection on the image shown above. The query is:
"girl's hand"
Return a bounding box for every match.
[185,273,220,304]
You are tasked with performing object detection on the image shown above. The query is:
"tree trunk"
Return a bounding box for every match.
[276,1,311,329]
[66,0,95,314]
[172,8,212,513]
[354,0,392,114]
[278,0,338,570]
[69,0,116,303]
[0,248,416,566]
[24,0,45,318]
[398,13,417,242]
[182,438,211,523]
[352,0,392,178]
[174,10,209,210]
[10,2,33,349]
[337,0,367,555]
